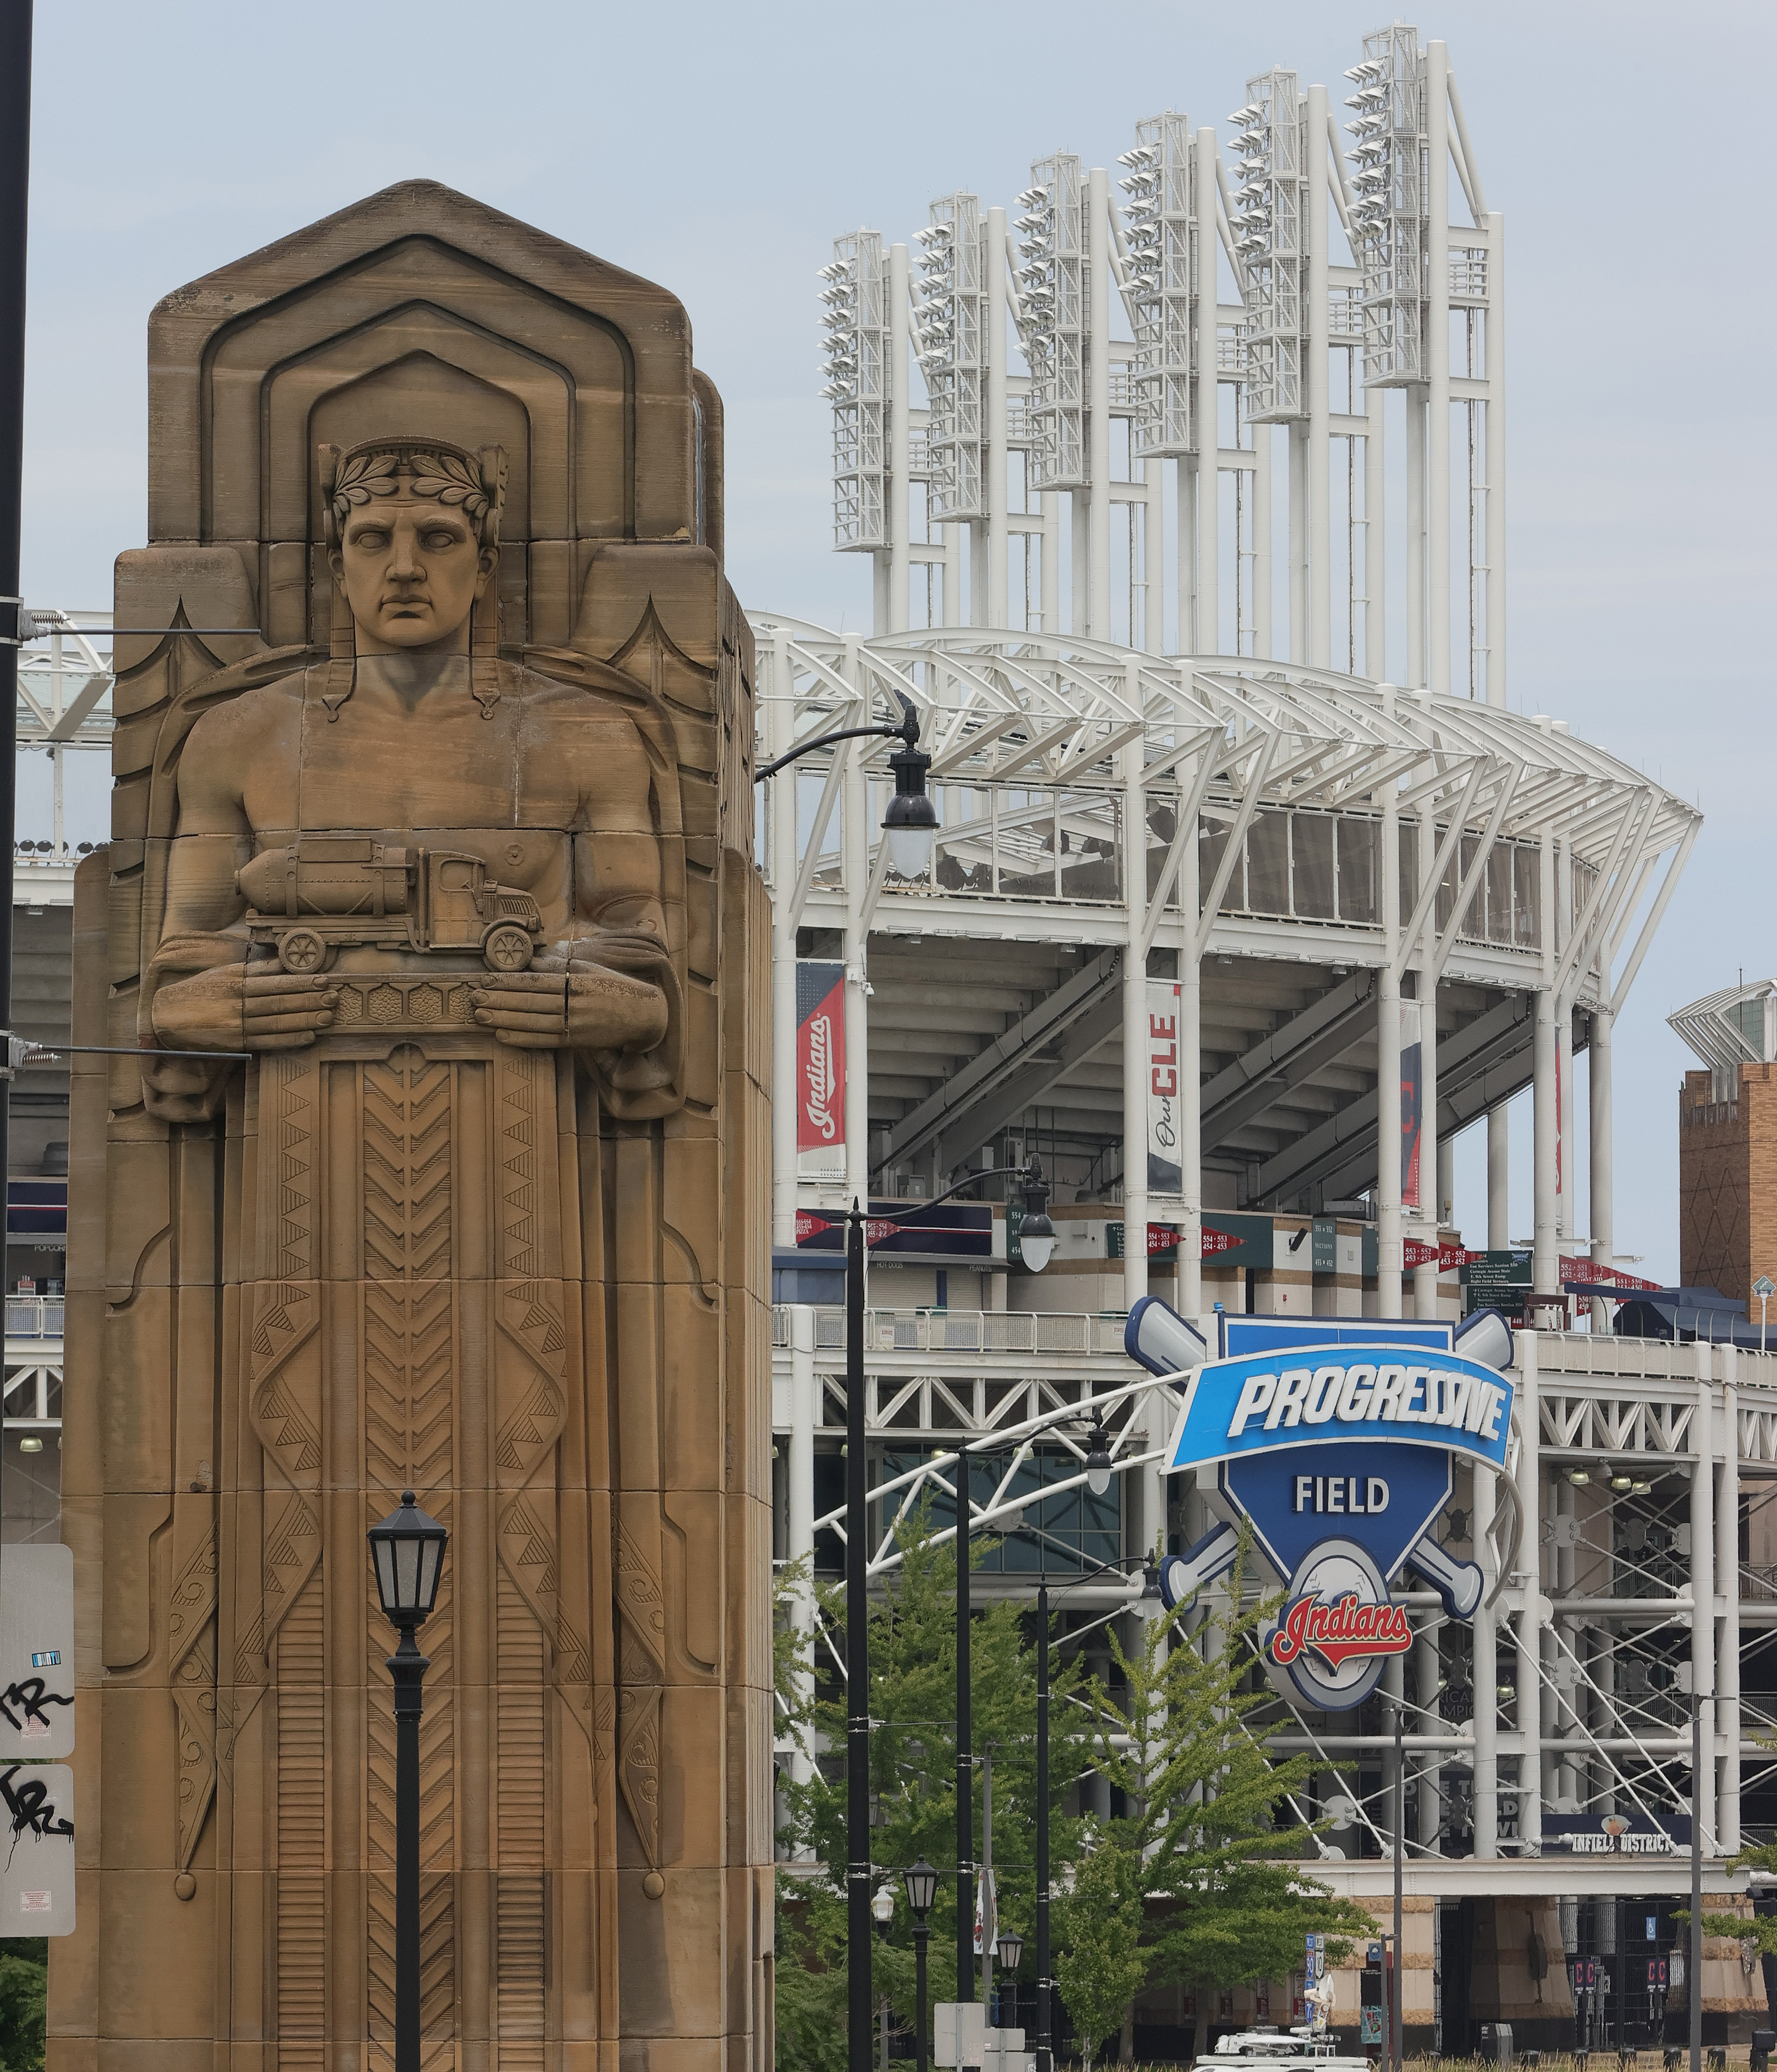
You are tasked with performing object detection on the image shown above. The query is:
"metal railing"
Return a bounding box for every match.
[773,1306,1128,1357]
[1534,1330,1777,1386]
[4,1298,63,1339]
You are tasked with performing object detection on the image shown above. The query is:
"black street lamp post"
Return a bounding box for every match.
[367,1493,449,2072]
[905,1857,938,2072]
[840,1158,1053,2072]
[1034,1551,1149,2072]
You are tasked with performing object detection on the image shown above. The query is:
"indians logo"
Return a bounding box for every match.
[1262,1539,1405,1708]
[1268,1590,1412,1672]
[803,1012,839,1142]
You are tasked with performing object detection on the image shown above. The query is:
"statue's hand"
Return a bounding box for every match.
[470,962,669,1053]
[151,965,339,1054]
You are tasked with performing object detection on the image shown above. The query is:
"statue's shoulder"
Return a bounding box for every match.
[183,657,313,753]
[501,651,645,719]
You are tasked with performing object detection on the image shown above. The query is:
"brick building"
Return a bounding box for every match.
[1670,979,1777,1303]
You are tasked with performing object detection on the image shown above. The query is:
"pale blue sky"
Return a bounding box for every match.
[14,0,1775,1279]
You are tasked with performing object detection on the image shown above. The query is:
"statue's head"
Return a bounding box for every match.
[319,438,507,655]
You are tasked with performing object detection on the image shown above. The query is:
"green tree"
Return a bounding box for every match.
[1070,1544,1372,2018]
[0,1940,46,2072]
[1052,1831,1148,2072]
[775,1507,1094,2063]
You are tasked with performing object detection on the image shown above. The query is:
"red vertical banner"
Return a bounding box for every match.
[796,961,845,1178]
[1400,1001,1423,1209]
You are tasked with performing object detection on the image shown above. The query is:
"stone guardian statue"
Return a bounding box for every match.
[54,183,771,2072]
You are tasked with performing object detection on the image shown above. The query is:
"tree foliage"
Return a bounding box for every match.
[0,1941,46,2072]
[777,1507,1094,2029]
[1070,1547,1373,1997]
[773,1520,1374,2072]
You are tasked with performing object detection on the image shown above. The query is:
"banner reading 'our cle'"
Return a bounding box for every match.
[1146,979,1182,1198]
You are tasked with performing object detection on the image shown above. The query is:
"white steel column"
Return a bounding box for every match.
[1533,826,1558,1302]
[1487,1104,1509,1251]
[787,1304,817,1795]
[1041,490,1061,634]
[1414,816,1439,1320]
[1718,1348,1741,1853]
[770,636,801,1249]
[1692,1346,1716,1848]
[1194,128,1220,655]
[1179,744,1203,1315]
[1555,840,1573,1244]
[985,208,1009,630]
[1514,1329,1542,1853]
[1405,392,1425,688]
[1122,722,1150,1313]
[889,243,911,634]
[1472,1457,1498,1856]
[1426,41,1452,696]
[1364,381,1385,679]
[1088,168,1112,639]
[1144,462,1165,654]
[842,637,872,1208]
[1590,1005,1613,1326]
[1484,213,1507,707]
[1287,425,1305,663]
[1177,457,1197,650]
[1377,692,1403,1315]
[1416,1615,1442,1845]
[1252,423,1273,658]
[1306,83,1331,668]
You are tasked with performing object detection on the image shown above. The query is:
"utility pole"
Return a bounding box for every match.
[0,0,34,1245]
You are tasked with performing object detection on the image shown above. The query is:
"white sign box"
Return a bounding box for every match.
[0,1761,74,1934]
[0,1545,74,1759]
[934,2002,986,2069]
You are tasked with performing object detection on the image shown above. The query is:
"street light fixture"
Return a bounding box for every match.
[754,696,939,880]
[366,1491,449,2072]
[1084,1422,1113,1497]
[995,1927,1024,1973]
[905,1859,938,2072]
[872,1885,897,2072]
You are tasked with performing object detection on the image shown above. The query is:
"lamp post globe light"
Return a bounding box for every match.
[367,1493,449,2072]
[905,1859,938,2072]
[883,726,938,878]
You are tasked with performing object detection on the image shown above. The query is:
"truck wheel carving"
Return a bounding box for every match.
[277,927,333,974]
[482,924,534,973]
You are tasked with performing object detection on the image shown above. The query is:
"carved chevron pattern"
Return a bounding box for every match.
[276,1575,325,2066]
[367,1870,455,2070]
[274,1057,317,1279]
[501,1054,540,1276]
[364,1048,452,1282]
[365,1279,454,1495]
[360,1048,454,1494]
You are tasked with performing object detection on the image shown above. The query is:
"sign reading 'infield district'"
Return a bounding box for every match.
[1166,1342,1513,1475]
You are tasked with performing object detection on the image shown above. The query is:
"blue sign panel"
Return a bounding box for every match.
[1220,1442,1453,1586]
[1155,1310,1514,1711]
[1166,1342,1512,1476]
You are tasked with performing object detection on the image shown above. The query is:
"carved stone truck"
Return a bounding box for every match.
[236,838,544,972]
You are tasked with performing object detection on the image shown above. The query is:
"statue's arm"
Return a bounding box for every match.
[139,701,338,1122]
[468,709,683,1115]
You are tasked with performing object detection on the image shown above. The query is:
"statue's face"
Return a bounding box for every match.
[330,489,496,654]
